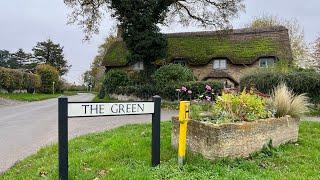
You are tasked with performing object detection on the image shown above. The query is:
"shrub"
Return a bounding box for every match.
[0,67,40,93]
[272,83,309,118]
[213,91,270,122]
[164,81,223,101]
[103,70,130,94]
[115,84,156,99]
[36,64,59,94]
[23,73,41,93]
[0,68,22,92]
[154,64,195,91]
[240,71,320,103]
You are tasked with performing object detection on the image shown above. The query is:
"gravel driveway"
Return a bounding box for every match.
[0,93,177,173]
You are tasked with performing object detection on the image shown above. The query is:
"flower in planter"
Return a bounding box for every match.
[181,86,187,92]
[205,96,211,101]
[187,90,192,95]
[205,84,212,92]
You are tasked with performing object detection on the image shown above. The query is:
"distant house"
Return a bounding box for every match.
[102,26,293,88]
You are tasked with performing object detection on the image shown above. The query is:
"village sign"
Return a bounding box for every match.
[58,96,161,180]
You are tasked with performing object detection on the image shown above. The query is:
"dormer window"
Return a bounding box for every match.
[213,59,227,70]
[259,57,275,68]
[173,58,186,66]
[133,61,144,71]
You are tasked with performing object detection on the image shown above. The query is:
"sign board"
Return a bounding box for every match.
[58,96,161,180]
[68,102,154,117]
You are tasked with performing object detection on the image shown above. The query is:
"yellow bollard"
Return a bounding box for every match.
[178,101,190,166]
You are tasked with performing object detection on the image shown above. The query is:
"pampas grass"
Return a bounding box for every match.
[272,83,309,118]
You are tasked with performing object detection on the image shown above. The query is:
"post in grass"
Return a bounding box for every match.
[178,101,190,166]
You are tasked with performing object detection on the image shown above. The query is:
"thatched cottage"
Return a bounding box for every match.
[102,26,292,88]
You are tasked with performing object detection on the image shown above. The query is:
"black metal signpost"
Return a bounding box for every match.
[58,96,161,180]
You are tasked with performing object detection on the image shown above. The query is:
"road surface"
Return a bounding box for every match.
[0,93,177,173]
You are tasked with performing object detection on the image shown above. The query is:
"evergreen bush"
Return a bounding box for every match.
[103,69,130,94]
[240,71,320,103]
[153,64,195,91]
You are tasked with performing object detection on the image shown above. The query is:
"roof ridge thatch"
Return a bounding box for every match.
[102,26,292,67]
[165,26,288,38]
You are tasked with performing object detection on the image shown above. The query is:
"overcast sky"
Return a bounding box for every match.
[0,0,319,84]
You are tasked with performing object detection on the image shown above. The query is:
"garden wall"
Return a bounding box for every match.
[172,116,299,160]
[109,94,151,101]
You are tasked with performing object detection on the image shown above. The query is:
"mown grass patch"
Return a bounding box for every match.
[1,121,319,179]
[0,92,78,102]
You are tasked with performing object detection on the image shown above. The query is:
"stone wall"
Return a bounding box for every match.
[190,61,260,85]
[109,94,151,101]
[172,116,299,160]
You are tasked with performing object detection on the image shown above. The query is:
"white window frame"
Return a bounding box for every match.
[259,57,275,68]
[133,61,144,71]
[213,59,227,70]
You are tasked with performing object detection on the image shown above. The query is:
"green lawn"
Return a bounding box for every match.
[1,121,319,179]
[0,92,78,102]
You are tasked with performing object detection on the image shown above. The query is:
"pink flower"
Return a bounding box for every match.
[175,89,181,92]
[181,86,187,92]
[187,90,192,94]
[205,96,211,101]
[205,84,212,91]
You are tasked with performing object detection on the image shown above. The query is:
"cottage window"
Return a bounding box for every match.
[173,59,186,66]
[259,57,275,68]
[213,59,227,70]
[133,61,144,71]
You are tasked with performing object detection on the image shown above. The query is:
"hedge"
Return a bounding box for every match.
[115,84,157,99]
[160,81,223,101]
[153,64,195,91]
[240,71,320,103]
[0,67,41,93]
[36,64,59,94]
[103,69,130,94]
[114,81,223,101]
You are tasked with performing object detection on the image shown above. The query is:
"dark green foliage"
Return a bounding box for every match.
[36,64,59,94]
[161,81,223,101]
[240,71,320,103]
[110,0,169,66]
[154,64,195,91]
[116,84,157,99]
[103,70,130,94]
[184,81,223,98]
[33,39,70,75]
[0,67,40,93]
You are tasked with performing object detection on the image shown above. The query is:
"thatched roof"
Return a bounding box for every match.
[102,26,292,67]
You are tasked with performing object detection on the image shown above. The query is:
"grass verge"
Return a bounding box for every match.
[1,121,319,179]
[0,92,78,102]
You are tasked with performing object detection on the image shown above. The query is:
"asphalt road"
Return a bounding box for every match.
[0,93,177,173]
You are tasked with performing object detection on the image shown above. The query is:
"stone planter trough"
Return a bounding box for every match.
[171,116,299,160]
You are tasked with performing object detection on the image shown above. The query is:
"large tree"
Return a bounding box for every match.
[245,15,309,66]
[64,0,244,67]
[0,50,11,67]
[32,39,70,76]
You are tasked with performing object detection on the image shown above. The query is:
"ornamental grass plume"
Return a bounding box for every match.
[272,83,309,118]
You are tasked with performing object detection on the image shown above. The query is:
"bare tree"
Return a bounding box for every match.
[312,36,320,71]
[64,0,245,40]
[245,15,308,66]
